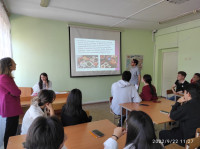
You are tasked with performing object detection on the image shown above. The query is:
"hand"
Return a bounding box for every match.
[112,127,126,140]
[177,97,186,103]
[45,103,55,116]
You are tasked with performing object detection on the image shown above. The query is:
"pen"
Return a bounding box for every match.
[89,131,98,138]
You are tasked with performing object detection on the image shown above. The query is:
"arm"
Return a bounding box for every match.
[46,103,55,116]
[104,127,126,149]
[132,86,142,103]
[170,97,188,121]
[171,84,177,94]
[137,74,141,86]
[2,77,21,97]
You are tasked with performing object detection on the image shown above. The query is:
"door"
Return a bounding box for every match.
[162,51,178,97]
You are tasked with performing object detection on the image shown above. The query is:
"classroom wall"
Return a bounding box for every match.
[10,14,154,103]
[155,19,200,95]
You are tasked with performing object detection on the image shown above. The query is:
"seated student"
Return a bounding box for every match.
[21,90,55,134]
[111,71,141,126]
[159,83,200,147]
[169,71,189,101]
[104,111,163,149]
[32,72,52,95]
[61,89,92,126]
[190,73,200,83]
[25,116,66,149]
[140,74,158,101]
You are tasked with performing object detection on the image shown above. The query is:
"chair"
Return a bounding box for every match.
[185,137,200,149]
[19,87,33,97]
[166,89,176,101]
[109,97,120,125]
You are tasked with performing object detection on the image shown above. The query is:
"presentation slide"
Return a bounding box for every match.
[69,26,121,77]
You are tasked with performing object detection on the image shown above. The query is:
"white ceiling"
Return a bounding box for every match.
[4,0,200,30]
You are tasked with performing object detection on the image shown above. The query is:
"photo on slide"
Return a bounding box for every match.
[77,55,98,68]
[100,55,118,68]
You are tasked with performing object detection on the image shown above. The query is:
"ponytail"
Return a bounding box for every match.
[143,74,156,96]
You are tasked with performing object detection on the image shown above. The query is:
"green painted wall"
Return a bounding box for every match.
[155,19,200,96]
[10,14,154,103]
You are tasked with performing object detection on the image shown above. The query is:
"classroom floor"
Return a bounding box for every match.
[82,102,171,139]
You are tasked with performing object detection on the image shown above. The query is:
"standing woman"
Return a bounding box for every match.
[32,72,52,95]
[0,57,23,149]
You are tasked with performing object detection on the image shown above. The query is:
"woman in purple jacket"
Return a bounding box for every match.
[0,57,23,149]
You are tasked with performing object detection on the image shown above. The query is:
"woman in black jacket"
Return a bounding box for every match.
[61,89,92,126]
[159,83,200,146]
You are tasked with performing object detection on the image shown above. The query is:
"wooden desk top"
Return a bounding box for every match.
[120,98,175,124]
[20,93,69,110]
[7,119,126,149]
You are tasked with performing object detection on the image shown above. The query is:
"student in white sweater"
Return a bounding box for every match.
[111,71,141,126]
[21,90,55,135]
[32,72,52,95]
[104,111,164,149]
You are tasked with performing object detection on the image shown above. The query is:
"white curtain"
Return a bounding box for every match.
[0,1,12,59]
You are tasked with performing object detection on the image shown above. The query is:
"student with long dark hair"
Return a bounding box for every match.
[61,89,92,126]
[104,111,163,149]
[32,72,52,95]
[140,74,158,101]
[0,57,23,149]
[25,116,66,149]
[21,90,55,134]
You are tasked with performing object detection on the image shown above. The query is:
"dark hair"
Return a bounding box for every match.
[178,71,187,78]
[63,89,82,116]
[194,73,200,78]
[39,72,49,89]
[125,111,163,149]
[25,116,65,149]
[35,90,56,106]
[122,71,131,82]
[0,57,13,78]
[143,74,156,96]
[133,59,139,66]
[184,83,200,100]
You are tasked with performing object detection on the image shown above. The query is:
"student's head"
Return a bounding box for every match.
[0,57,16,78]
[34,90,56,107]
[131,59,138,66]
[184,83,200,101]
[125,111,162,149]
[39,72,49,89]
[142,74,152,84]
[122,71,131,82]
[64,88,82,116]
[177,71,187,81]
[193,73,200,82]
[25,116,65,149]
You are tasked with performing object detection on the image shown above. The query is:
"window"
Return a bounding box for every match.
[0,1,12,59]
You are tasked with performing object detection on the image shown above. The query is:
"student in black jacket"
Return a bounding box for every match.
[159,83,200,146]
[61,89,92,126]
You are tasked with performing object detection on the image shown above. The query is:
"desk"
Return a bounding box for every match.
[7,119,126,149]
[120,98,175,128]
[20,93,69,110]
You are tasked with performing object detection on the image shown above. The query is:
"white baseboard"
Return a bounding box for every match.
[83,99,109,105]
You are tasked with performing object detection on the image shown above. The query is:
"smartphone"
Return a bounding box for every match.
[139,104,149,106]
[160,110,169,114]
[92,129,104,137]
